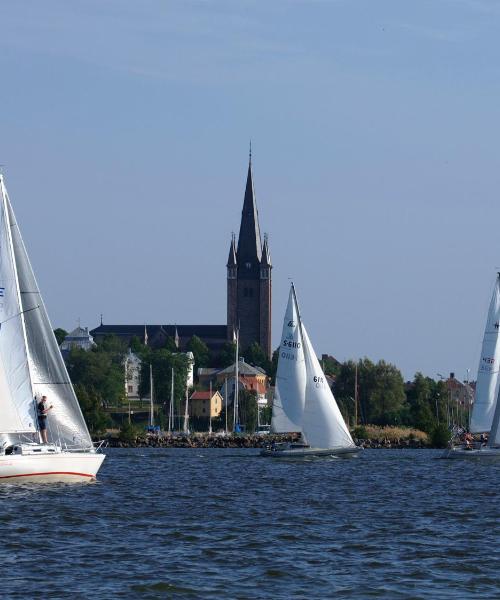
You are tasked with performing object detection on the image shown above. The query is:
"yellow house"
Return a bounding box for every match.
[189,390,223,418]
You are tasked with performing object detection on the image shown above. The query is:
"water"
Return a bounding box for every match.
[1,448,499,599]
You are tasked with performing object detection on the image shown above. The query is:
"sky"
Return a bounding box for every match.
[1,0,500,381]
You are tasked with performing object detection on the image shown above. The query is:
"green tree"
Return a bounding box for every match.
[187,335,211,369]
[244,342,272,374]
[238,389,258,433]
[54,328,68,345]
[216,341,237,368]
[74,384,110,434]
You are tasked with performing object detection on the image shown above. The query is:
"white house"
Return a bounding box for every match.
[60,326,96,355]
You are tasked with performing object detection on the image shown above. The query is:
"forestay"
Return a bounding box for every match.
[5,184,93,450]
[301,324,355,450]
[470,275,500,433]
[271,285,306,433]
[0,178,36,434]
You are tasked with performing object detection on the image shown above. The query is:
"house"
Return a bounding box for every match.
[60,326,96,356]
[124,350,141,401]
[197,358,269,407]
[189,390,223,418]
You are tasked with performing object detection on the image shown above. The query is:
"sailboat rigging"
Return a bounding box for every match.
[262,283,361,458]
[0,174,105,481]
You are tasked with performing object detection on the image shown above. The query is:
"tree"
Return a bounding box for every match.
[186,335,211,369]
[244,342,271,373]
[54,328,68,345]
[74,384,110,434]
[238,389,258,433]
[216,341,237,368]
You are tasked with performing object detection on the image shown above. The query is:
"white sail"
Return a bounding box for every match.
[301,324,355,449]
[488,385,500,447]
[470,275,500,433]
[271,285,306,433]
[0,178,36,434]
[5,184,93,450]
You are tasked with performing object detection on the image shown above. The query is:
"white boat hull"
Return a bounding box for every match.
[261,444,362,458]
[0,451,105,482]
[442,446,500,460]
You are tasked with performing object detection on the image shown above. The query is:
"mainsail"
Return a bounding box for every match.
[0,178,36,434]
[470,275,500,433]
[301,324,355,449]
[4,180,93,450]
[271,285,306,433]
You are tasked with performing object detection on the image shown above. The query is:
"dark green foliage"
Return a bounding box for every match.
[187,335,211,368]
[333,358,406,426]
[119,421,140,443]
[238,389,258,433]
[243,342,272,374]
[74,384,110,434]
[353,425,369,440]
[136,346,189,424]
[53,328,68,345]
[129,336,143,353]
[216,341,237,369]
[66,345,125,407]
[430,423,451,448]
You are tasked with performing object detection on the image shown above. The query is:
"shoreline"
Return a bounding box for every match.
[103,433,434,450]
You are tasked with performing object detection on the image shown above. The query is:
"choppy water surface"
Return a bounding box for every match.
[1,448,499,599]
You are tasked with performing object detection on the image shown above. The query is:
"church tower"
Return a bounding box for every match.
[227,155,272,358]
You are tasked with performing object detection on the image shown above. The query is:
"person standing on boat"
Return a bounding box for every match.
[37,396,53,444]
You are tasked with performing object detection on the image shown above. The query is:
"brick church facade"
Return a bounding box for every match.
[91,156,272,358]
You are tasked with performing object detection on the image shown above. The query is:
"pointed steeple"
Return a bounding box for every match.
[261,233,272,267]
[237,157,262,264]
[227,233,237,267]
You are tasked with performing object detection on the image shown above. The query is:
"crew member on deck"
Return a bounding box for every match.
[37,396,53,444]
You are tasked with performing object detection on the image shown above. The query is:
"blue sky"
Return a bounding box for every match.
[1,0,500,380]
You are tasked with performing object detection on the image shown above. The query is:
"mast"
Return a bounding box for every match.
[183,388,189,434]
[225,376,228,434]
[169,368,174,433]
[149,364,154,427]
[233,329,239,432]
[209,381,213,434]
[354,362,358,427]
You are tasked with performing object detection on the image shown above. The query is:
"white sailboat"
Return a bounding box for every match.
[262,283,361,458]
[0,175,105,481]
[444,274,500,459]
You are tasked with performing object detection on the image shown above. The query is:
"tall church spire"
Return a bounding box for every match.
[236,157,262,264]
[227,151,272,358]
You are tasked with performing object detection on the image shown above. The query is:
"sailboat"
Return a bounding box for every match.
[262,283,361,458]
[0,175,105,481]
[443,273,500,459]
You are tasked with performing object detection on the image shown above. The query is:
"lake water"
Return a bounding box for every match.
[1,448,499,599]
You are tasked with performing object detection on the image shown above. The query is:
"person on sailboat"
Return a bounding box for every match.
[37,396,53,443]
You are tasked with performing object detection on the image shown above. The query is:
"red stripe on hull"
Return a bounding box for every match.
[0,471,94,479]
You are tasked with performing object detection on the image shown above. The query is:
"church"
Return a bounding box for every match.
[91,155,273,359]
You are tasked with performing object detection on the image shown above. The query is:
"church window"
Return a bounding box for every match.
[245,262,251,269]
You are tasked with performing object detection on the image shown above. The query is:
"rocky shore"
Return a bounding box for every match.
[104,433,432,449]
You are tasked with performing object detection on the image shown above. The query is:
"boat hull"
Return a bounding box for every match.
[442,446,500,460]
[260,445,362,458]
[0,452,105,482]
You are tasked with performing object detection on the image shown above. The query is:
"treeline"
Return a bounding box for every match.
[57,328,466,438]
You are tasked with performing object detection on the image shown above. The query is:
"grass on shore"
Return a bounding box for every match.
[353,425,428,443]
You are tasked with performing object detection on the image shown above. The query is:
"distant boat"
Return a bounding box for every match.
[444,274,500,459]
[262,283,361,458]
[0,175,105,481]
